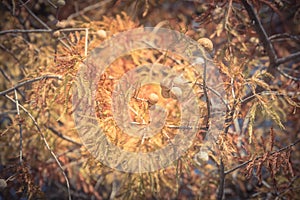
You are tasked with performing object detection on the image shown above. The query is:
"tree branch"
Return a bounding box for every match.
[67,0,112,20]
[0,27,89,36]
[18,0,71,49]
[14,89,23,164]
[0,29,52,35]
[276,67,300,81]
[0,75,62,96]
[240,0,299,105]
[225,138,300,175]
[269,33,300,42]
[276,51,300,66]
[19,0,50,30]
[241,0,277,68]
[217,159,225,200]
[203,59,210,130]
[45,125,82,146]
[5,95,72,200]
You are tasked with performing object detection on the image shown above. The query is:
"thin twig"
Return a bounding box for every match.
[47,0,57,9]
[217,159,225,200]
[130,122,207,130]
[224,99,237,134]
[225,138,300,175]
[269,33,300,42]
[5,95,72,200]
[230,78,241,133]
[18,0,71,49]
[215,71,238,200]
[277,175,300,197]
[0,29,52,35]
[241,1,300,104]
[14,89,23,164]
[0,74,62,96]
[202,59,210,130]
[276,51,300,66]
[195,82,231,111]
[84,28,88,56]
[0,44,20,61]
[12,0,16,15]
[19,0,50,30]
[0,68,13,83]
[20,0,32,6]
[0,28,89,35]
[241,0,277,68]
[224,0,233,27]
[45,125,82,146]
[0,66,26,101]
[240,90,300,104]
[241,107,252,135]
[240,0,277,104]
[276,67,300,81]
[67,0,112,20]
[216,100,235,199]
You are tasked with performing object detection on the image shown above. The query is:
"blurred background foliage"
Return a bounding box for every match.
[0,0,300,199]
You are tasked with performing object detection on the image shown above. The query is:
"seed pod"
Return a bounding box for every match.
[56,0,66,6]
[53,30,60,38]
[169,87,182,100]
[197,38,214,53]
[173,76,185,86]
[97,30,107,39]
[0,179,7,189]
[148,93,159,105]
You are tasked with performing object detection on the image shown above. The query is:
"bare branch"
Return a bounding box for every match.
[202,59,210,130]
[84,28,88,56]
[224,0,233,27]
[276,52,300,66]
[18,0,71,49]
[0,29,52,35]
[277,67,300,81]
[241,0,277,68]
[14,89,23,164]
[0,66,27,100]
[217,159,225,200]
[240,0,299,104]
[45,125,82,146]
[195,82,231,111]
[240,90,300,104]
[0,75,62,96]
[0,44,20,61]
[5,95,72,200]
[67,0,112,20]
[19,0,51,30]
[0,27,89,36]
[47,0,57,9]
[269,33,300,42]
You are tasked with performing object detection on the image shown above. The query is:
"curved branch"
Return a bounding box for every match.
[277,67,300,81]
[269,33,300,42]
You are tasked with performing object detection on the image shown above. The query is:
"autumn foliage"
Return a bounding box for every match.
[0,0,300,199]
